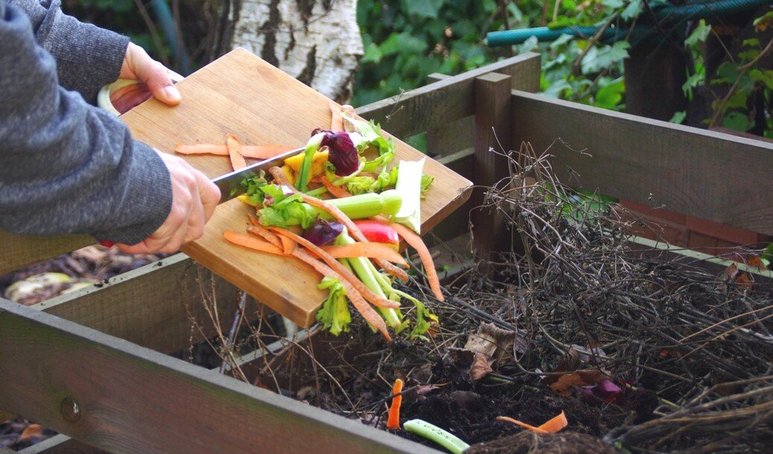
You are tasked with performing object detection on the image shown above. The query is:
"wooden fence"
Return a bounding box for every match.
[2,51,772,453]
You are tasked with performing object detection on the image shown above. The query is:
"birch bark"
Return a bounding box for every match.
[228,0,363,102]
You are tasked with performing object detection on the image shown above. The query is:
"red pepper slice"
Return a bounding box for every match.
[354,219,400,248]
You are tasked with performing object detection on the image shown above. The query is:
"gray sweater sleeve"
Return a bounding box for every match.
[9,0,128,103]
[0,1,172,244]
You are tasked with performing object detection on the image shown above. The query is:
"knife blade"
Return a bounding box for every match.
[212,146,304,204]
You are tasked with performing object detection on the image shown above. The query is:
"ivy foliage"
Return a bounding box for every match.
[355,0,771,137]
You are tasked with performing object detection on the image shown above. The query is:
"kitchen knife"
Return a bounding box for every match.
[212,146,304,204]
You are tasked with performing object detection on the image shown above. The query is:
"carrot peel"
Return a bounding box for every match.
[386,378,404,430]
[496,410,568,434]
[223,231,283,255]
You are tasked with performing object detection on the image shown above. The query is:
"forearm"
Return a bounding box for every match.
[7,0,128,103]
[0,3,172,244]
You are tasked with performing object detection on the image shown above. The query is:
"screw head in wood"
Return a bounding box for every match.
[60,397,81,423]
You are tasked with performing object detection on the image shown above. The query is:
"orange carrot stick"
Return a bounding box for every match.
[291,248,391,341]
[268,227,400,310]
[224,230,283,255]
[381,219,444,302]
[386,378,404,430]
[322,243,407,267]
[226,133,247,171]
[175,143,293,159]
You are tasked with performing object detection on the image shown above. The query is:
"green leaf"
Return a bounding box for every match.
[602,0,625,9]
[749,69,773,90]
[685,20,710,47]
[581,41,630,74]
[621,0,643,20]
[715,62,740,85]
[723,111,753,132]
[404,0,443,19]
[362,42,383,64]
[670,111,686,124]
[594,77,625,109]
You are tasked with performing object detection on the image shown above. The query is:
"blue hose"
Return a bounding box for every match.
[485,0,770,47]
[150,0,191,74]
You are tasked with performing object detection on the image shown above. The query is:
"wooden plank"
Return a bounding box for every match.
[16,435,108,454]
[0,233,92,276]
[32,254,243,354]
[358,53,540,138]
[511,91,773,235]
[472,73,513,260]
[425,73,474,159]
[0,299,436,454]
[118,48,472,328]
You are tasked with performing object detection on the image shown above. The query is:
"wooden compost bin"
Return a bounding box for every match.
[2,51,772,454]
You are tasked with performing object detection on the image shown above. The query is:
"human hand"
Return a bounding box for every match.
[119,42,183,106]
[115,151,220,255]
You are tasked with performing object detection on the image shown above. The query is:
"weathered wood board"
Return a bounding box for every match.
[121,48,472,327]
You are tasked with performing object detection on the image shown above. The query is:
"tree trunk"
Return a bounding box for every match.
[224,0,363,103]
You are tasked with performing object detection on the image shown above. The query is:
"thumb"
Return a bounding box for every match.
[143,64,182,106]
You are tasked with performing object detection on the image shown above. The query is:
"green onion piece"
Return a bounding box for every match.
[403,419,470,454]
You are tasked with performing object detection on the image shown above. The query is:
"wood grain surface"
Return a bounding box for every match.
[121,48,472,327]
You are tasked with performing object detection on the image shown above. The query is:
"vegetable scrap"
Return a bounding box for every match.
[496,411,568,434]
[174,134,294,171]
[386,378,404,430]
[221,105,443,341]
[226,133,247,171]
[402,419,470,454]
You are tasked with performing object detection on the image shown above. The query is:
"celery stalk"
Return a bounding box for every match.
[393,158,426,233]
[338,233,403,330]
[296,132,325,192]
[258,189,402,228]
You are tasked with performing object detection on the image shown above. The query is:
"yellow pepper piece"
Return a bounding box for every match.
[284,150,329,178]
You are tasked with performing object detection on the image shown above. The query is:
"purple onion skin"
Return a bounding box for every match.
[318,130,359,176]
[303,219,344,246]
[581,379,623,404]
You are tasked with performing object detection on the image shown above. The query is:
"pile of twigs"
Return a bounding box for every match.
[438,142,773,452]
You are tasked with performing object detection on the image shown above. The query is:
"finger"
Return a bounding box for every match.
[198,173,221,221]
[142,61,182,106]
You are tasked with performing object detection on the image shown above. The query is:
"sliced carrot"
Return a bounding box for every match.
[175,143,293,159]
[322,243,407,267]
[174,143,229,155]
[381,219,444,302]
[386,378,404,430]
[496,411,568,434]
[279,234,296,255]
[246,224,282,249]
[226,133,247,171]
[291,248,391,342]
[318,175,352,198]
[330,103,344,131]
[537,410,568,433]
[268,227,400,310]
[224,230,283,255]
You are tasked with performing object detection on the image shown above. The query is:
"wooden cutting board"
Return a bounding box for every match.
[122,48,472,327]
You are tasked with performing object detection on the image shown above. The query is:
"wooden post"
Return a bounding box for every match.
[472,72,513,262]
